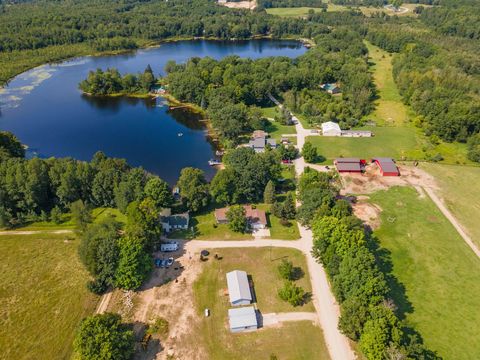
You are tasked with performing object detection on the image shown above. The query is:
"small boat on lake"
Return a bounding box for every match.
[208,159,222,166]
[178,133,183,137]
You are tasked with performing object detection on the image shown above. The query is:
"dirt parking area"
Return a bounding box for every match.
[218,0,256,9]
[340,163,437,196]
[107,246,207,360]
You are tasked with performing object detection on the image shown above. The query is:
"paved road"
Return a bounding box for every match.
[423,186,480,259]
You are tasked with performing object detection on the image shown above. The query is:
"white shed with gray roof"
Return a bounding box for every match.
[226,270,252,306]
[228,306,258,333]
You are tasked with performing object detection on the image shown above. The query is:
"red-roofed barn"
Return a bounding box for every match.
[334,158,364,173]
[372,158,400,176]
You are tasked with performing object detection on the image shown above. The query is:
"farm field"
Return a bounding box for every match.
[193,247,327,359]
[370,186,480,360]
[421,163,480,248]
[0,232,98,360]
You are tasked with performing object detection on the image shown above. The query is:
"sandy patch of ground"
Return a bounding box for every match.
[340,163,438,196]
[110,247,206,360]
[353,200,382,230]
[218,0,256,9]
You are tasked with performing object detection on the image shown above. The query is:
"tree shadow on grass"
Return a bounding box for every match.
[367,235,413,320]
[291,266,305,281]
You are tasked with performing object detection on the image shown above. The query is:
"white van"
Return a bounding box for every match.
[160,242,179,252]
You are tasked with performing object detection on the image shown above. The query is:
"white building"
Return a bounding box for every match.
[226,270,252,306]
[228,306,258,333]
[321,121,342,136]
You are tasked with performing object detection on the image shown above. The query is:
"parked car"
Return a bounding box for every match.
[204,308,210,317]
[166,257,174,267]
[154,258,162,268]
[160,241,179,252]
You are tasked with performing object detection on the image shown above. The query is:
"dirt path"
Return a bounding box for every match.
[423,186,480,259]
[95,291,113,314]
[0,229,73,235]
[261,311,318,327]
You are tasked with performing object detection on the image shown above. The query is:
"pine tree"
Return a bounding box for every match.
[263,180,275,204]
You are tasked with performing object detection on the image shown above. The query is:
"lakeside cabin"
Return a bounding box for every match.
[160,208,190,233]
[247,131,277,153]
[372,158,400,176]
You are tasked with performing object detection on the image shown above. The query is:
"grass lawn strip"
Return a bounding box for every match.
[0,233,98,360]
[370,186,480,360]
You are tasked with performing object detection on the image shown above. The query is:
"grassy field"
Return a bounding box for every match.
[266,7,325,17]
[306,126,424,161]
[0,233,98,360]
[193,247,328,359]
[13,207,127,231]
[370,187,480,360]
[421,163,480,248]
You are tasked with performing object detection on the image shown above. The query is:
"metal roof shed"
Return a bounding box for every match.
[228,306,258,333]
[372,158,400,176]
[226,270,252,306]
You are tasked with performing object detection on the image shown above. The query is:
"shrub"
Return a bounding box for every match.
[278,280,305,306]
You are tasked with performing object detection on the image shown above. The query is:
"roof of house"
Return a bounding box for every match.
[266,138,277,147]
[321,121,341,133]
[228,306,257,329]
[250,137,266,149]
[162,213,189,226]
[373,158,399,173]
[244,205,267,226]
[321,83,340,91]
[252,130,267,139]
[336,162,362,172]
[214,206,267,226]
[335,157,361,163]
[226,270,252,303]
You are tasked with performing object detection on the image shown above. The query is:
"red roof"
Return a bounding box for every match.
[215,206,267,225]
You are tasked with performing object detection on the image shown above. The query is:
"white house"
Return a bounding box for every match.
[228,306,258,333]
[226,270,252,306]
[321,121,342,136]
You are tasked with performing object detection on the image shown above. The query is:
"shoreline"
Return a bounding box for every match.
[0,36,310,88]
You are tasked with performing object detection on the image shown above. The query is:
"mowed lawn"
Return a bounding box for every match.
[193,248,328,360]
[266,7,325,17]
[421,163,480,248]
[0,233,98,360]
[307,126,423,162]
[370,187,480,360]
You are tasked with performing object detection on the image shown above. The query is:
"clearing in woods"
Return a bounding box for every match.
[370,186,480,360]
[0,233,98,360]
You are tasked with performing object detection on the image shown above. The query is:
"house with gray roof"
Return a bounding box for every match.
[226,270,252,306]
[248,135,276,153]
[161,211,189,233]
[228,306,258,333]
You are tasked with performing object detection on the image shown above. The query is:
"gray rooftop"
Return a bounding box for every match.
[335,158,361,163]
[228,306,257,329]
[226,270,252,304]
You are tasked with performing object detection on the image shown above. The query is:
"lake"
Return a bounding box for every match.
[0,39,306,184]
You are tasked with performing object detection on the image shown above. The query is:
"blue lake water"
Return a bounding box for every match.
[0,39,306,184]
